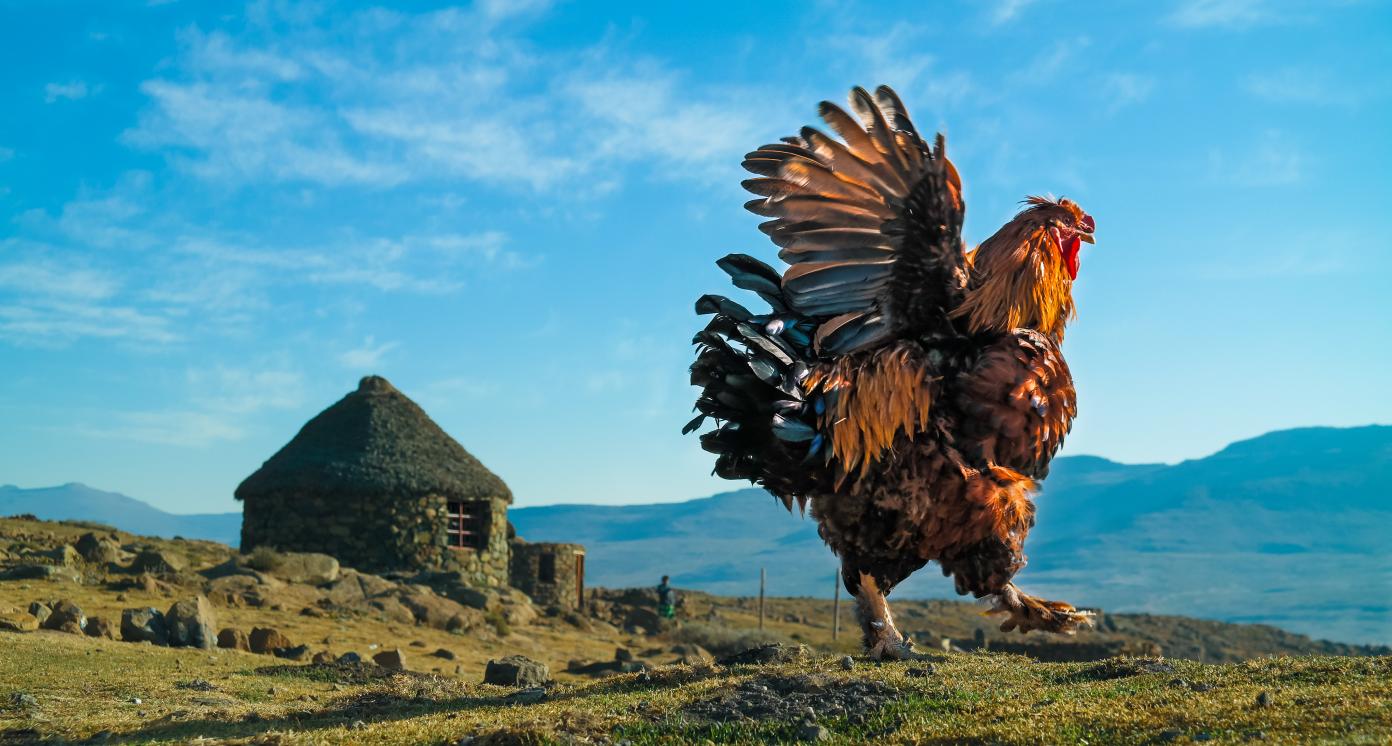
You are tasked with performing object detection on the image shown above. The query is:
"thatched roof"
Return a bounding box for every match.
[235,375,511,504]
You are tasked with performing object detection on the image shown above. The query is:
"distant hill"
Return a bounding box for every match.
[6,425,1390,644]
[0,483,242,546]
[511,425,1392,646]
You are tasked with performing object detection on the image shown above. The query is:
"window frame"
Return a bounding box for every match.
[445,500,490,551]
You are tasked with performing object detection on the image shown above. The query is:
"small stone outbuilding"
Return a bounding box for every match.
[509,541,585,610]
[236,376,513,585]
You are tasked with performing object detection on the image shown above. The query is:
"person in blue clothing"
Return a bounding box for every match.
[656,575,676,619]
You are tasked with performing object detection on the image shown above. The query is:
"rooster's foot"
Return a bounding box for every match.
[987,583,1094,634]
[867,629,926,661]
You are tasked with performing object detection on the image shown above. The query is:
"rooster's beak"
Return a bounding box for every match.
[1078,233,1095,244]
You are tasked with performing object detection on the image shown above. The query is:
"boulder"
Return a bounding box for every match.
[0,611,39,633]
[336,652,362,664]
[373,649,407,670]
[445,608,486,633]
[42,600,86,632]
[27,602,51,626]
[249,627,292,654]
[217,628,250,652]
[432,648,457,661]
[84,616,117,639]
[324,570,397,606]
[367,597,417,625]
[166,596,217,649]
[131,548,186,574]
[273,644,310,660]
[396,588,470,629]
[451,587,501,611]
[268,553,339,585]
[44,544,81,568]
[3,564,81,582]
[312,651,335,664]
[75,533,122,564]
[121,607,169,645]
[502,601,538,627]
[484,655,549,688]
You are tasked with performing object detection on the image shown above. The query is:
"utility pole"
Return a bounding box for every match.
[832,572,841,641]
[758,567,766,631]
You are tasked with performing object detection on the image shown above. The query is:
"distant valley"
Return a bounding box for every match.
[5,425,1390,645]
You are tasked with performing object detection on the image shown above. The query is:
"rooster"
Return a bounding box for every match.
[686,85,1097,659]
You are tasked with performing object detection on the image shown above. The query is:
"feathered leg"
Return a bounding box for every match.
[843,560,923,660]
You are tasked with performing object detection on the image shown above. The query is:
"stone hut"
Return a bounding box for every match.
[509,540,586,610]
[235,375,513,585]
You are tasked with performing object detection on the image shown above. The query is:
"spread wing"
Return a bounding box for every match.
[951,329,1076,479]
[743,85,968,357]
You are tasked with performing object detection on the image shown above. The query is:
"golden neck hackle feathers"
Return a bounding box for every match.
[950,211,1077,343]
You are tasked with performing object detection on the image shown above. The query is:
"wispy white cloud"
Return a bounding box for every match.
[338,336,399,369]
[0,146,13,162]
[44,81,90,103]
[1208,129,1306,186]
[990,0,1040,25]
[1167,0,1284,28]
[1101,73,1155,114]
[73,410,245,447]
[1245,66,1371,107]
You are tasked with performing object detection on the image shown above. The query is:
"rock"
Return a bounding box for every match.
[270,552,340,585]
[445,609,486,633]
[42,600,86,632]
[484,655,549,687]
[367,597,417,625]
[396,587,471,629]
[84,616,116,639]
[323,570,397,606]
[121,608,169,645]
[432,648,457,660]
[451,586,501,611]
[797,723,830,742]
[1256,691,1273,707]
[10,692,38,709]
[4,564,81,582]
[373,649,407,670]
[907,663,936,678]
[0,611,39,633]
[336,652,362,664]
[615,647,634,662]
[45,544,81,567]
[717,643,810,666]
[131,548,186,574]
[274,644,310,660]
[166,596,217,649]
[27,602,51,626]
[249,627,292,654]
[217,628,250,652]
[75,533,122,564]
[502,601,538,627]
[312,651,335,664]
[840,655,854,671]
[507,687,547,705]
[561,610,592,631]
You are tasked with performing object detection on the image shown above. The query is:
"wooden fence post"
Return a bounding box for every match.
[832,572,840,641]
[758,567,766,631]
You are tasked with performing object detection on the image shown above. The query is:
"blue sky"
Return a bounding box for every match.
[1,0,1389,515]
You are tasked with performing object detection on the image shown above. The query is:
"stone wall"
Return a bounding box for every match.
[241,492,510,585]
[509,542,585,609]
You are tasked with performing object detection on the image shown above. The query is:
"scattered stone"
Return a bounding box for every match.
[4,564,81,582]
[373,649,407,670]
[507,687,547,704]
[249,627,292,654]
[27,602,51,626]
[686,673,897,726]
[0,611,39,633]
[121,608,169,646]
[165,596,217,649]
[336,652,362,664]
[10,692,38,709]
[42,600,86,632]
[432,648,457,661]
[84,616,116,639]
[484,655,549,687]
[131,548,186,574]
[907,663,936,678]
[1191,682,1215,692]
[839,655,854,671]
[75,533,122,564]
[615,647,634,662]
[312,651,335,664]
[717,643,810,666]
[274,644,311,661]
[175,679,217,692]
[217,628,250,652]
[1256,691,1273,707]
[797,723,830,742]
[268,552,340,585]
[44,544,81,567]
[350,720,367,731]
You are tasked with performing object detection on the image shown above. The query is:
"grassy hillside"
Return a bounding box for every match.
[2,631,1389,744]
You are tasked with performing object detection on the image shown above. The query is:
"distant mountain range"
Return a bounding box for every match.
[4,425,1389,644]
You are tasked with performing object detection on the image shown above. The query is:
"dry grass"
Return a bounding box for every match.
[2,631,1389,744]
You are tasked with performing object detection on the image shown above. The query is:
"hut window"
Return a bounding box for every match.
[539,552,556,584]
[446,500,489,551]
